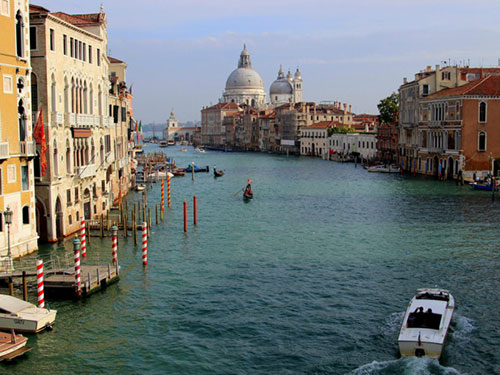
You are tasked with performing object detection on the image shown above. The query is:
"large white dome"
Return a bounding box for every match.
[270,79,292,95]
[225,68,264,90]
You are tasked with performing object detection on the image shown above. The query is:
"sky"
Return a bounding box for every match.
[37,0,500,123]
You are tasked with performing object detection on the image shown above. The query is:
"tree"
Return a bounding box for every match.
[377,92,399,124]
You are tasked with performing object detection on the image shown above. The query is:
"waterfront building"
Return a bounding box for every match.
[257,110,277,152]
[201,102,242,147]
[329,132,377,161]
[418,75,500,180]
[376,121,398,163]
[108,56,133,204]
[162,110,197,144]
[398,64,500,174]
[300,122,334,157]
[29,5,114,241]
[0,0,39,261]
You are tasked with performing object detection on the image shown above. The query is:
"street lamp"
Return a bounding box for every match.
[3,206,13,272]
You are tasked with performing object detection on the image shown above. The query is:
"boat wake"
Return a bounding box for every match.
[448,314,475,343]
[348,357,462,375]
[381,312,405,338]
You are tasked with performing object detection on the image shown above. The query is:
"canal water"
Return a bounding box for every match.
[4,145,499,374]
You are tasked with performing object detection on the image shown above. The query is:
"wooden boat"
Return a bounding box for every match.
[398,288,454,358]
[367,164,400,173]
[0,295,57,333]
[214,170,224,177]
[243,191,253,200]
[136,184,145,191]
[0,330,31,361]
[159,141,168,147]
[172,169,185,177]
[195,147,206,153]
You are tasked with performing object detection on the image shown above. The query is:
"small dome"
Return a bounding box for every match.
[225,68,264,90]
[270,79,293,95]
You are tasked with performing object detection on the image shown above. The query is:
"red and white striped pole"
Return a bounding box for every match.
[183,200,187,232]
[111,225,118,266]
[193,195,197,225]
[74,238,81,296]
[142,222,148,266]
[36,260,44,308]
[161,178,165,211]
[80,219,86,258]
[167,175,171,208]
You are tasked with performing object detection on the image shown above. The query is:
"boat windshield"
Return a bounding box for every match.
[407,310,442,330]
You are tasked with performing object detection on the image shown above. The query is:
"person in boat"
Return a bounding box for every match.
[244,179,252,196]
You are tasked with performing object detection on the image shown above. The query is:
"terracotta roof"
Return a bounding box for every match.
[426,75,500,98]
[109,57,125,64]
[204,102,241,111]
[50,12,105,27]
[302,121,342,129]
[30,4,50,13]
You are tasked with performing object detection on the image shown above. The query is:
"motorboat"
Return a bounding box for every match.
[367,164,400,173]
[0,295,57,333]
[469,181,498,191]
[398,288,454,358]
[159,141,168,147]
[180,147,188,152]
[136,184,145,192]
[0,330,31,361]
[195,147,206,153]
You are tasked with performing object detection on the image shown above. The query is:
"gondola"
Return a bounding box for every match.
[214,170,224,177]
[243,191,253,200]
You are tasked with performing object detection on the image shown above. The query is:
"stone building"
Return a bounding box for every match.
[418,75,500,180]
[201,102,242,147]
[0,0,38,262]
[29,5,115,241]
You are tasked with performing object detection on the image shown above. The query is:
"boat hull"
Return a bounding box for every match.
[0,310,57,333]
[398,339,444,358]
[0,332,28,359]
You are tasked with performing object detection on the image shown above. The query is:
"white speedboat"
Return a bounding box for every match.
[0,330,31,360]
[367,164,400,173]
[0,295,57,333]
[398,288,454,358]
[195,147,206,153]
[159,141,168,147]
[180,147,187,152]
[136,184,145,192]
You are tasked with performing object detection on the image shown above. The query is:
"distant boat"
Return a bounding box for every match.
[167,140,175,146]
[243,191,253,200]
[159,141,168,147]
[213,166,224,177]
[195,147,206,153]
[398,288,455,358]
[367,164,400,173]
[136,184,145,191]
[469,182,498,191]
[183,165,209,173]
[180,147,187,152]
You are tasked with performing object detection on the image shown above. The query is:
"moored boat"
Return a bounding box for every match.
[159,140,168,147]
[469,182,498,191]
[367,164,400,173]
[398,288,454,358]
[136,184,145,191]
[0,330,31,361]
[0,295,57,333]
[195,147,206,153]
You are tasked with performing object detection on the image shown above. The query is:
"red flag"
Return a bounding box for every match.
[33,108,47,176]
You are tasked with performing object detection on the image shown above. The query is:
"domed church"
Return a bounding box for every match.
[269,65,302,105]
[222,45,303,109]
[222,45,267,107]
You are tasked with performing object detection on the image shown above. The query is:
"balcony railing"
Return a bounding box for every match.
[0,142,9,159]
[51,112,64,126]
[19,141,36,157]
[77,163,96,179]
[70,113,76,126]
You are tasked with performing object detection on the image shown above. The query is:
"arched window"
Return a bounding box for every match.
[71,78,75,113]
[22,206,29,224]
[51,74,56,112]
[16,11,24,58]
[479,101,487,122]
[83,81,88,114]
[53,141,59,176]
[478,131,486,151]
[98,86,102,116]
[89,84,93,115]
[18,99,26,141]
[66,141,71,174]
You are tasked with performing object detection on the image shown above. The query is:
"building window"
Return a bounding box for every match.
[479,101,487,123]
[69,214,72,225]
[422,84,429,96]
[21,165,28,190]
[63,34,67,55]
[67,189,71,206]
[478,131,486,151]
[30,26,37,50]
[15,10,24,58]
[83,43,86,61]
[22,206,29,224]
[76,211,79,221]
[70,37,74,57]
[75,187,79,203]
[1,0,9,16]
[3,75,13,94]
[88,45,92,63]
[97,48,101,66]
[49,28,55,51]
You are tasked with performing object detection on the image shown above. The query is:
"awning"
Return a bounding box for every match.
[72,128,92,138]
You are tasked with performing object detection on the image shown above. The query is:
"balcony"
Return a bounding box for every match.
[76,114,94,127]
[0,142,8,160]
[19,141,36,157]
[51,112,64,126]
[77,163,96,179]
[70,113,76,126]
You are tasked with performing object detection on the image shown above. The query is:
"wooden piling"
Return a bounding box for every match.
[124,214,128,237]
[22,271,27,301]
[156,204,159,225]
[184,200,187,232]
[100,214,104,238]
[193,195,197,225]
[148,208,151,237]
[133,210,137,245]
[8,277,13,296]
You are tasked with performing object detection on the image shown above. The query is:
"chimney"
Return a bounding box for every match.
[427,65,432,72]
[349,104,352,113]
[435,64,441,91]
[403,77,407,84]
[343,103,347,114]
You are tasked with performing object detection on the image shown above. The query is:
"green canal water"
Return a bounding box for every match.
[3,145,499,374]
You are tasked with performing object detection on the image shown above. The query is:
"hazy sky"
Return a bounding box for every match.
[37,0,500,123]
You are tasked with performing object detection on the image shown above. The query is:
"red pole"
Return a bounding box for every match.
[183,200,187,232]
[142,222,148,266]
[36,260,44,308]
[193,196,197,225]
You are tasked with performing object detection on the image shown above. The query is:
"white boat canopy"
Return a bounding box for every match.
[0,295,34,314]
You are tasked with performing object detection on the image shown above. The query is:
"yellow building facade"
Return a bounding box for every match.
[0,0,38,264]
